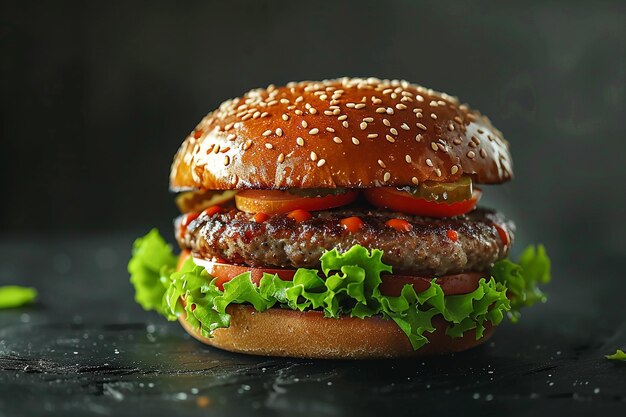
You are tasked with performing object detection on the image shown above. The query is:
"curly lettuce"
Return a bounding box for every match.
[606,349,626,361]
[129,230,551,350]
[0,286,38,309]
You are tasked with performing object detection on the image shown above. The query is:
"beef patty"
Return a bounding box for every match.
[176,207,514,277]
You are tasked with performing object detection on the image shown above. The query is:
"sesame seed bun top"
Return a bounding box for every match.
[170,77,512,191]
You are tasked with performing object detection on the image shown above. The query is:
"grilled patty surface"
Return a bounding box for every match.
[176,207,514,277]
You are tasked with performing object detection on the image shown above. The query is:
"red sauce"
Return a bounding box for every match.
[340,216,364,234]
[385,218,413,232]
[288,209,312,222]
[193,130,203,139]
[179,212,200,239]
[253,212,270,223]
[493,224,509,246]
[201,205,222,217]
[447,230,459,242]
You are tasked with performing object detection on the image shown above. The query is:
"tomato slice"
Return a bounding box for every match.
[235,189,358,214]
[363,188,482,217]
[378,272,483,296]
[184,253,482,295]
[192,256,296,290]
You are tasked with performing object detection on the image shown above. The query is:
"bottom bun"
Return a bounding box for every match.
[178,304,495,359]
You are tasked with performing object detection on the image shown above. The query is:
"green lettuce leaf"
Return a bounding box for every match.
[128,229,177,315]
[606,349,626,361]
[491,244,551,322]
[128,230,550,351]
[0,286,38,309]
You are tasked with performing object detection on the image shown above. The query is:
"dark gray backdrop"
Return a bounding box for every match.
[1,0,624,266]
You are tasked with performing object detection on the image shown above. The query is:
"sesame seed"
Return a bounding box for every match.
[320,94,328,100]
[383,119,391,127]
[342,121,349,128]
[480,148,487,158]
[282,114,289,121]
[383,172,391,182]
[426,158,433,167]
[416,123,427,131]
[220,146,230,153]
[363,117,374,122]
[262,129,272,136]
[277,153,285,163]
[337,115,348,121]
[213,144,220,154]
[412,177,419,185]
[309,108,317,114]
[324,110,333,116]
[405,155,412,163]
[448,124,455,131]
[454,116,463,124]
[367,133,378,139]
[385,135,395,143]
[451,165,459,174]
[396,103,407,110]
[224,123,233,131]
[376,107,386,113]
[401,123,410,130]
[241,114,252,121]
[467,151,476,159]
[275,128,283,137]
[296,137,304,146]
[435,168,442,177]
[390,127,398,135]
[430,113,438,120]
[310,151,318,161]
[415,134,423,142]
[227,133,236,141]
[346,103,356,108]
[386,107,394,114]
[383,88,393,94]
[377,160,386,168]
[355,103,366,109]
[416,95,424,102]
[453,138,462,145]
[352,137,360,145]
[317,159,326,167]
[223,155,230,166]
[333,136,342,143]
[326,127,335,133]
[265,143,273,149]
[431,142,439,151]
[280,98,289,104]
[415,112,423,118]
[301,120,308,128]
[243,140,252,150]
[309,128,319,135]
[429,100,438,107]
[295,110,303,115]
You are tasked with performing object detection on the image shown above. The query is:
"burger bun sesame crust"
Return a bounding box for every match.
[178,304,495,359]
[170,77,513,191]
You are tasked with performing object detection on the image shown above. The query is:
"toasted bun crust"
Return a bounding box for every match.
[178,305,494,359]
[170,78,512,191]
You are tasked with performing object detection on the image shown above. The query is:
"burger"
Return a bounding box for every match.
[129,77,551,359]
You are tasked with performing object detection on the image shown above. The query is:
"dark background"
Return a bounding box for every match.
[1,1,626,416]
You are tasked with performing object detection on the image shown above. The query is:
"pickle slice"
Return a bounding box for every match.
[286,188,349,197]
[399,176,473,203]
[175,190,237,213]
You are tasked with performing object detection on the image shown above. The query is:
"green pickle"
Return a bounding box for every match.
[399,176,473,203]
[175,190,237,212]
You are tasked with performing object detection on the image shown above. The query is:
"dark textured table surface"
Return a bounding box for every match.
[1,233,625,417]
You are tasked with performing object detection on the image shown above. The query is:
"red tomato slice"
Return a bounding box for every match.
[235,190,358,214]
[183,252,482,295]
[191,257,296,290]
[363,188,482,217]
